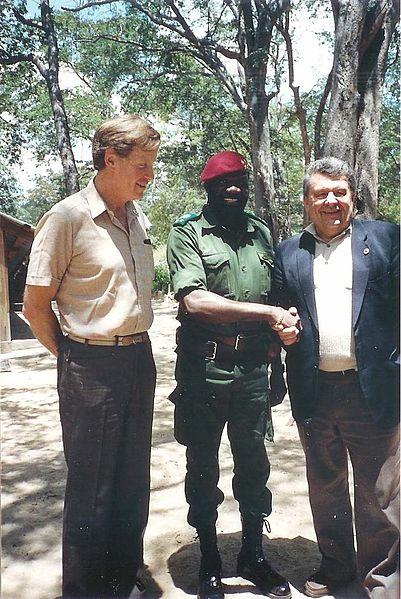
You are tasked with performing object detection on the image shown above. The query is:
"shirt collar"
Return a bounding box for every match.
[304,222,352,244]
[83,177,139,220]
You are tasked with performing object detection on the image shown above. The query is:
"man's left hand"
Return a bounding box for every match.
[277,325,299,346]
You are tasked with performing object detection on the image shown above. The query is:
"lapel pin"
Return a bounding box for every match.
[363,248,369,255]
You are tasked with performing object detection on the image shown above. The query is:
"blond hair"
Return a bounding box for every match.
[92,114,161,170]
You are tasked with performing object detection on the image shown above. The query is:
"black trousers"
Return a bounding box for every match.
[57,338,156,598]
[173,349,272,529]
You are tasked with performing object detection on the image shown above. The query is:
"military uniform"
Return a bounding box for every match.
[167,204,276,530]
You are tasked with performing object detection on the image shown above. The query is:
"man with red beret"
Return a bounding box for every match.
[167,151,299,599]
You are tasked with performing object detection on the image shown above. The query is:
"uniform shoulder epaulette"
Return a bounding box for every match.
[244,211,269,227]
[173,211,201,227]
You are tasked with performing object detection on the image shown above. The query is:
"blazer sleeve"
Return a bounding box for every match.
[390,223,400,351]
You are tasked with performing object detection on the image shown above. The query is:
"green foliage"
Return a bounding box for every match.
[0,0,398,234]
[378,100,400,224]
[144,181,205,247]
[11,166,95,225]
[269,102,305,235]
[152,261,170,294]
[0,65,33,164]
[378,33,400,224]
[0,158,22,217]
[155,91,250,193]
[13,171,66,224]
[0,2,55,161]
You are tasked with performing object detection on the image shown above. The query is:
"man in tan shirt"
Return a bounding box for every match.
[23,114,160,598]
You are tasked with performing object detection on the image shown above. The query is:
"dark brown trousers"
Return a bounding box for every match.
[57,338,156,598]
[297,370,399,595]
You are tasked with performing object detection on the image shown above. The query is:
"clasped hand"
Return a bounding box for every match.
[273,307,301,346]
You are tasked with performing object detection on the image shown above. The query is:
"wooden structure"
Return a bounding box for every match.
[0,212,34,350]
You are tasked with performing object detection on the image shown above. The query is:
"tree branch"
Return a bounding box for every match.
[0,49,48,78]
[213,44,241,61]
[330,0,340,28]
[61,0,120,11]
[0,52,33,65]
[254,0,271,50]
[30,53,50,79]
[359,2,388,60]
[63,59,96,91]
[126,1,193,41]
[76,32,173,53]
[167,0,202,46]
[62,1,247,114]
[314,69,333,159]
[277,10,311,164]
[240,0,256,54]
[11,7,45,31]
[267,40,280,104]
[225,0,239,20]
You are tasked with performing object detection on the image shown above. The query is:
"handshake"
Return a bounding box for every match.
[270,306,301,346]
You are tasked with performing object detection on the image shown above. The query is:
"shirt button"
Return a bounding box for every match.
[244,290,250,298]
[241,265,247,272]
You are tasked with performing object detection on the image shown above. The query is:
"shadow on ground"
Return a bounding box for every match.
[2,300,368,599]
[168,533,320,595]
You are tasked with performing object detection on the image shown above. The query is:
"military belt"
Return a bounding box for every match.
[184,333,266,360]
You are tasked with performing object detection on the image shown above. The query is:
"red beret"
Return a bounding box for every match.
[200,151,248,183]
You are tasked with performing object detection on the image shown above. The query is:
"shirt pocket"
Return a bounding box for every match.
[257,251,273,301]
[202,251,231,296]
[134,239,155,287]
[144,242,155,281]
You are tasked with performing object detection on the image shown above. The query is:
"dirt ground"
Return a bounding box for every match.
[1,299,368,599]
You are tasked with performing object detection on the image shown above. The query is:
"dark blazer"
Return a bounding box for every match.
[273,219,400,429]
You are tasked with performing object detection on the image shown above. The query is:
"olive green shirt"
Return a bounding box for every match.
[167,205,274,339]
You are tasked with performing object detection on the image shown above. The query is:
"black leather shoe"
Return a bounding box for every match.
[237,553,291,598]
[197,571,224,599]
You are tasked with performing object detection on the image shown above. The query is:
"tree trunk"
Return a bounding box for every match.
[272,155,292,240]
[239,0,282,243]
[279,10,311,166]
[248,100,278,242]
[41,0,80,196]
[322,0,399,217]
[354,2,398,218]
[323,1,365,165]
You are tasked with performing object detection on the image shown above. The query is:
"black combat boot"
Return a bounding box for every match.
[237,514,291,599]
[197,524,224,599]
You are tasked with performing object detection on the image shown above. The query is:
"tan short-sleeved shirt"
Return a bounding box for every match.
[26,178,155,339]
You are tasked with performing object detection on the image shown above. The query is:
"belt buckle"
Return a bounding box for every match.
[205,341,217,360]
[234,334,244,351]
[121,335,133,346]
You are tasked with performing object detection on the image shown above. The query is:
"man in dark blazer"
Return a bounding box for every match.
[273,157,399,598]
